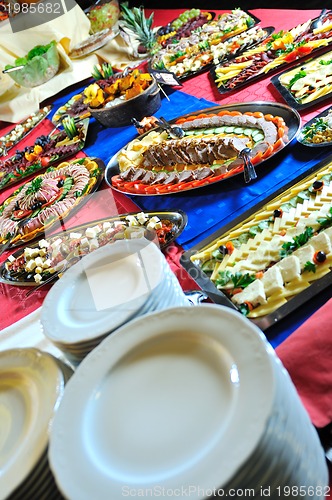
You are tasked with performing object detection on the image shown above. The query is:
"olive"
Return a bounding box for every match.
[273,209,283,218]
[57,179,65,188]
[31,201,43,210]
[312,180,324,191]
[218,245,228,256]
[315,251,326,263]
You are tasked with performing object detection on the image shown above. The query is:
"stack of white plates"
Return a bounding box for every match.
[0,348,72,499]
[41,239,189,363]
[48,305,328,500]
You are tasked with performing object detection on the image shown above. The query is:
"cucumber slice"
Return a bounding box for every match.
[224,126,235,133]
[233,127,245,134]
[214,126,226,134]
[253,133,265,143]
[243,128,254,136]
[201,259,216,273]
[203,128,216,135]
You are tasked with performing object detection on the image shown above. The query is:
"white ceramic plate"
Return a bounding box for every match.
[41,239,164,345]
[0,348,65,498]
[49,304,275,500]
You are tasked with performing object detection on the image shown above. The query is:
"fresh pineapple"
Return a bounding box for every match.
[119,2,156,53]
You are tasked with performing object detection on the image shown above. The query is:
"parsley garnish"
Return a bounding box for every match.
[280,227,314,257]
[25,177,42,195]
[304,261,316,273]
[216,271,256,288]
[320,59,332,65]
[289,70,306,87]
[317,206,332,229]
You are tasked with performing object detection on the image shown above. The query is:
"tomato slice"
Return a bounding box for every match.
[12,209,33,220]
[40,157,51,168]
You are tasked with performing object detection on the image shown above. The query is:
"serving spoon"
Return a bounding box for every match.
[156,117,184,139]
[309,9,328,31]
[239,147,257,183]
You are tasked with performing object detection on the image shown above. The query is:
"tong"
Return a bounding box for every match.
[155,117,184,139]
[239,148,257,184]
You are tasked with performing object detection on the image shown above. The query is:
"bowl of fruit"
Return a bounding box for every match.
[4,41,60,88]
[86,0,120,34]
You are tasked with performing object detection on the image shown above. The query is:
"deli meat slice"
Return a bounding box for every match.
[142,136,248,168]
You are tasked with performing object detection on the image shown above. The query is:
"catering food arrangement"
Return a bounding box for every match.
[1,6,332,500]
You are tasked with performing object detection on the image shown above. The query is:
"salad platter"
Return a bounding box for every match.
[0,157,104,250]
[149,10,263,80]
[271,49,332,110]
[0,106,52,157]
[298,106,332,146]
[181,154,332,331]
[0,118,89,191]
[106,102,301,196]
[211,11,332,94]
[0,210,187,287]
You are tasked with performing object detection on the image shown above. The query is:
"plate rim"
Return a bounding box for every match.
[48,304,275,499]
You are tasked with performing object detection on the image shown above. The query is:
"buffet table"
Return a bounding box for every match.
[0,7,332,488]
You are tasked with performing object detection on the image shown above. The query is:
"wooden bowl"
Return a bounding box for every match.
[88,77,161,128]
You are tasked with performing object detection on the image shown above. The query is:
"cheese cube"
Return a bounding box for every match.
[25,259,37,272]
[113,220,126,228]
[34,256,44,267]
[85,227,98,239]
[34,273,43,284]
[103,222,112,231]
[70,232,82,239]
[277,255,301,282]
[39,239,49,249]
[262,266,284,296]
[80,237,89,248]
[293,244,314,269]
[38,248,47,257]
[35,266,43,274]
[309,232,332,254]
[31,248,40,258]
[149,216,161,224]
[89,238,99,250]
[137,212,148,224]
[232,279,266,307]
[7,254,15,263]
[42,259,52,269]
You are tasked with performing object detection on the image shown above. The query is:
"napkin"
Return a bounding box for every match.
[276,297,332,429]
[0,5,99,123]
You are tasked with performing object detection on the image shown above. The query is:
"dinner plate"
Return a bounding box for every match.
[0,348,65,499]
[105,102,301,196]
[49,305,275,500]
[271,49,332,110]
[41,239,165,345]
[298,105,332,147]
[68,28,119,59]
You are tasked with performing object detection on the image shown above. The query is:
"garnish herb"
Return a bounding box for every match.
[289,70,306,87]
[25,177,43,195]
[280,226,314,257]
[317,206,332,229]
[216,270,256,288]
[304,261,316,273]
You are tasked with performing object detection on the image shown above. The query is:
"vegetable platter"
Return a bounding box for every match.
[211,11,332,94]
[181,154,332,331]
[106,102,300,196]
[0,157,104,250]
[0,118,89,191]
[298,105,332,146]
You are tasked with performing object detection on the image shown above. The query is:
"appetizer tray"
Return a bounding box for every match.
[0,210,187,286]
[298,105,332,147]
[271,49,332,110]
[0,119,89,191]
[181,154,332,331]
[106,102,301,196]
[149,10,263,80]
[0,106,52,157]
[211,11,332,94]
[0,157,104,250]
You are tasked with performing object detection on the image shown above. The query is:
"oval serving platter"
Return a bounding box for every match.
[298,105,332,147]
[0,210,187,286]
[0,157,105,251]
[105,102,301,197]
